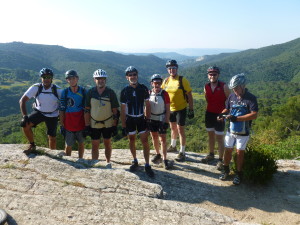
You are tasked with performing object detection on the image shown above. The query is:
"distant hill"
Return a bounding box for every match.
[123,52,194,62]
[0,42,167,89]
[181,37,300,90]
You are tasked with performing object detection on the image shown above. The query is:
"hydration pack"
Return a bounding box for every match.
[229,103,249,135]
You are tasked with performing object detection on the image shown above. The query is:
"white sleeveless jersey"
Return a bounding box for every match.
[149,90,166,121]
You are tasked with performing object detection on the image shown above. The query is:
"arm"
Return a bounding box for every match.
[187,91,194,110]
[165,103,170,123]
[224,84,231,98]
[84,107,91,126]
[236,111,258,121]
[59,111,65,127]
[121,104,126,128]
[145,100,151,120]
[19,95,30,116]
[112,108,119,127]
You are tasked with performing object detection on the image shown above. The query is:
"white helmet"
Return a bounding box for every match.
[229,73,246,89]
[93,69,107,78]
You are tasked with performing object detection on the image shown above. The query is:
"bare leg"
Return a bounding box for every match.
[91,139,100,160]
[150,132,160,154]
[160,133,167,160]
[216,134,225,159]
[48,135,56,149]
[223,148,233,166]
[140,132,150,164]
[177,125,186,146]
[236,149,245,172]
[78,142,84,158]
[103,138,112,163]
[128,134,137,159]
[208,131,215,154]
[65,146,72,156]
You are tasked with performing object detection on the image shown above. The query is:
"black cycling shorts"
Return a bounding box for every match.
[126,116,147,135]
[205,111,225,132]
[149,120,167,134]
[169,108,187,126]
[90,127,112,140]
[28,110,58,137]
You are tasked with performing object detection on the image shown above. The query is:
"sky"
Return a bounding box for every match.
[1,0,300,53]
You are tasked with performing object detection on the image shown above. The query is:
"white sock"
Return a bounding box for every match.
[171,139,176,147]
[180,146,185,154]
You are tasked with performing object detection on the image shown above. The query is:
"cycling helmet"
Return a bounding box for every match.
[65,70,78,79]
[39,68,53,77]
[125,66,138,76]
[165,59,178,68]
[93,69,107,78]
[229,73,246,89]
[151,74,163,82]
[207,66,220,74]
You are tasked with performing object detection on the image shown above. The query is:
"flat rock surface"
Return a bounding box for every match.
[0,144,299,225]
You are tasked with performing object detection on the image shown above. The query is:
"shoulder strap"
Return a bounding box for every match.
[35,83,43,98]
[179,76,188,101]
[51,84,59,99]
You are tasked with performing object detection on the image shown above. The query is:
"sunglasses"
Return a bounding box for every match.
[95,77,106,80]
[168,67,178,70]
[42,76,53,79]
[208,73,218,76]
[127,73,137,77]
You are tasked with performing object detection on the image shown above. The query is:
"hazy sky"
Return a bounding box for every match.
[1,0,300,52]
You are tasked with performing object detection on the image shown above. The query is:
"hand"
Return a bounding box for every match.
[188,109,194,119]
[20,115,29,127]
[83,126,92,138]
[60,126,66,138]
[111,126,118,137]
[227,115,237,122]
[217,113,227,121]
[122,127,128,137]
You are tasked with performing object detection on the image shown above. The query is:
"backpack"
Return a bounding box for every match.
[149,89,167,116]
[33,83,59,113]
[229,104,249,135]
[164,76,188,103]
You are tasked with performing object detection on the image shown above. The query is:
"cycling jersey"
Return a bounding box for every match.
[162,75,192,111]
[205,81,227,114]
[23,83,62,117]
[225,89,258,136]
[120,83,149,117]
[149,89,170,121]
[86,87,119,129]
[60,86,86,131]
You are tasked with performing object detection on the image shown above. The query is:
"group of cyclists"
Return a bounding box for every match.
[19,59,258,185]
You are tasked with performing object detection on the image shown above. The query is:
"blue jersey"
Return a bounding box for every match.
[60,86,86,131]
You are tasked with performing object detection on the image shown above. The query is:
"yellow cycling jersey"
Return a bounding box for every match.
[162,75,192,111]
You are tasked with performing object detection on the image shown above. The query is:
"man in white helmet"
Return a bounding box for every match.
[218,73,258,185]
[84,69,120,168]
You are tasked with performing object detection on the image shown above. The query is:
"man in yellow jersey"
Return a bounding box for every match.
[162,60,194,162]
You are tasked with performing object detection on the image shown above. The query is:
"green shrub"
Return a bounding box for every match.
[232,144,278,184]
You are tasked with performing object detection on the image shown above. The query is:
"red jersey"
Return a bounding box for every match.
[205,81,227,114]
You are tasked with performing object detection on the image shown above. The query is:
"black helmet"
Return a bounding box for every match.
[166,59,178,68]
[207,66,220,74]
[39,68,53,77]
[65,70,78,79]
[125,66,138,76]
[151,74,163,82]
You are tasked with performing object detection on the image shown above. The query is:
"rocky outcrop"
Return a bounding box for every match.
[1,144,299,225]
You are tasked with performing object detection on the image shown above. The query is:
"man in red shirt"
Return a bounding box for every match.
[202,66,230,169]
